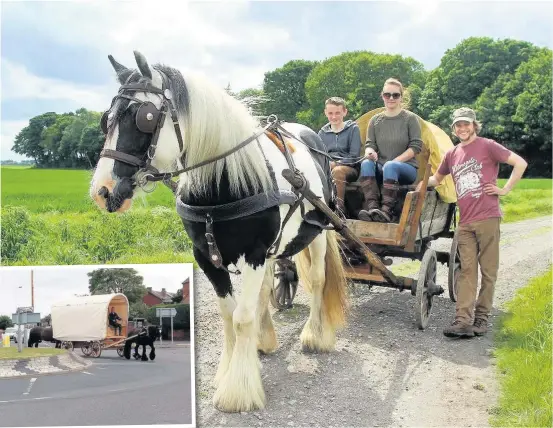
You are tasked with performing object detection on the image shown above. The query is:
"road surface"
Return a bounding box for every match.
[0,345,193,426]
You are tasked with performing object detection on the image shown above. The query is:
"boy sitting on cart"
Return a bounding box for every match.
[108,306,123,336]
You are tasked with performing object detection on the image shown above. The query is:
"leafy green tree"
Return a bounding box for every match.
[87,268,147,305]
[263,59,318,122]
[299,51,427,129]
[475,48,552,177]
[0,315,14,330]
[172,288,183,303]
[12,112,58,166]
[418,37,541,112]
[129,301,150,320]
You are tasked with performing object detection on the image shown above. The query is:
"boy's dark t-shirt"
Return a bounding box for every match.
[437,137,511,225]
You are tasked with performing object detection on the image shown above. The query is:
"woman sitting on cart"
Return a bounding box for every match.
[358,78,423,223]
[108,306,122,336]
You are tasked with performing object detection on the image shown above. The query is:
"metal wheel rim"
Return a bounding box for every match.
[81,343,92,356]
[416,249,437,330]
[270,262,298,310]
[91,341,102,358]
[117,347,124,357]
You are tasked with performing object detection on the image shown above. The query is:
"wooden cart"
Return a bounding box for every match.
[271,109,461,329]
[51,293,133,358]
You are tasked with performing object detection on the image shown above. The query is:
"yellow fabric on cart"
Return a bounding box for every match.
[356,107,457,203]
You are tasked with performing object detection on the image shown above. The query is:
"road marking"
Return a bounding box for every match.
[0,397,51,404]
[81,371,94,375]
[22,378,37,395]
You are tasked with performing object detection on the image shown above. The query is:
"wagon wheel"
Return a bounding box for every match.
[270,259,298,310]
[415,248,438,330]
[117,347,124,357]
[61,341,74,351]
[81,342,92,356]
[448,231,461,302]
[90,341,102,358]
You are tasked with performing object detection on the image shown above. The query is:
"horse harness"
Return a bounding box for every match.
[98,74,338,275]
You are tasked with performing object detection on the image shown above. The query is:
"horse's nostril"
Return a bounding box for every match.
[98,186,109,198]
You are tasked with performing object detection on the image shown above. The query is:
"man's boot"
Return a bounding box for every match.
[443,319,475,338]
[369,179,399,223]
[358,177,380,222]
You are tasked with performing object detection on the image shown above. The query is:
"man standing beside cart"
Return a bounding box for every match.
[421,107,527,338]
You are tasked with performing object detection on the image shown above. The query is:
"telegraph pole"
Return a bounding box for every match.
[31,269,35,311]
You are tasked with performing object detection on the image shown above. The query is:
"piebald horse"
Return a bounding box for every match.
[90,51,348,412]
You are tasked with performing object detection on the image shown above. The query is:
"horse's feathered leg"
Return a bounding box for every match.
[214,295,236,388]
[149,339,156,361]
[296,229,349,352]
[141,343,148,361]
[213,261,267,413]
[193,246,236,389]
[256,260,277,354]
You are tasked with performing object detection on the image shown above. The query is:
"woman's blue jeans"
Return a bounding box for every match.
[360,160,417,184]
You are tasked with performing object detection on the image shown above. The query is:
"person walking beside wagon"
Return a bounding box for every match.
[357,78,423,223]
[421,107,527,338]
[318,97,361,213]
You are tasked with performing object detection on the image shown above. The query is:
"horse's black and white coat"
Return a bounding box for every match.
[90,51,348,413]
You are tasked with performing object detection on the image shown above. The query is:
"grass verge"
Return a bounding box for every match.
[497,178,551,223]
[490,267,552,427]
[0,347,67,360]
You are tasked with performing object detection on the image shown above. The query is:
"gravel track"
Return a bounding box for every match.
[192,215,551,427]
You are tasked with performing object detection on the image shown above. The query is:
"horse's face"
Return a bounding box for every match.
[90,52,181,213]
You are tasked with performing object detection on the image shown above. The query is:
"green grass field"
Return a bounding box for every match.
[1,167,551,266]
[490,267,552,427]
[0,347,67,360]
[497,178,552,223]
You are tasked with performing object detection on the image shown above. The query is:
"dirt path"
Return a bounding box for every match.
[192,216,552,427]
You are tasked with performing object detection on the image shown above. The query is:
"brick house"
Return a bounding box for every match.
[143,287,175,307]
[182,279,190,304]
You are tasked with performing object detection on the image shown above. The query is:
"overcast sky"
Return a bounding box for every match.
[0,264,193,319]
[1,0,552,161]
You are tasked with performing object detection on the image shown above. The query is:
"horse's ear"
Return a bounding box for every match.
[133,50,153,79]
[108,54,134,84]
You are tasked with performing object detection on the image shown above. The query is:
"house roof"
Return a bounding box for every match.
[147,288,175,303]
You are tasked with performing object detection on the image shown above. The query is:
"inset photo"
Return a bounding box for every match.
[0,263,195,427]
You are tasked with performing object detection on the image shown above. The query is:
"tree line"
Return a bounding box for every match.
[12,37,552,177]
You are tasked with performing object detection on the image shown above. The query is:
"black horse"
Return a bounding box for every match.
[124,325,159,361]
[28,326,61,348]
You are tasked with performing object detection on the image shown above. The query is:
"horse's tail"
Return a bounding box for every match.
[295,229,349,329]
[123,339,132,359]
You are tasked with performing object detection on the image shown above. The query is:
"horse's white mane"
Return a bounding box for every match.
[175,72,274,198]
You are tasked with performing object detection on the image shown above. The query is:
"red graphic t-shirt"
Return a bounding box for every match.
[437,137,511,225]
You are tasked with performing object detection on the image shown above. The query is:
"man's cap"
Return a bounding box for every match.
[451,107,477,126]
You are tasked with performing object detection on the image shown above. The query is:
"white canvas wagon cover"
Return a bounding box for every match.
[51,293,129,341]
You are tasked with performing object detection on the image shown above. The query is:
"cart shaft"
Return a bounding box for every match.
[282,169,400,287]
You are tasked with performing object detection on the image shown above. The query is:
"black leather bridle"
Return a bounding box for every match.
[99,70,277,193]
[99,70,186,191]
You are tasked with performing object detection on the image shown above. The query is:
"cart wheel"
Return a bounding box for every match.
[81,343,92,356]
[270,259,298,310]
[90,341,102,358]
[415,248,438,330]
[61,341,74,351]
[448,231,461,302]
[117,347,124,357]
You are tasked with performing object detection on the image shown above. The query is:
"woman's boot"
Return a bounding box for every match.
[369,179,399,223]
[357,177,380,222]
